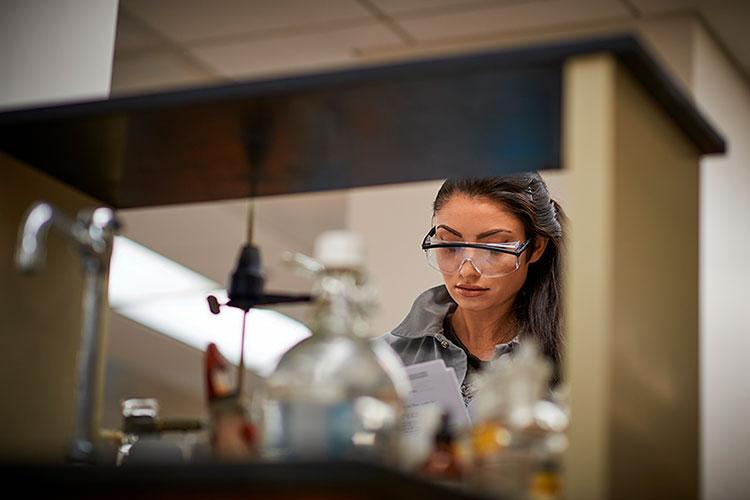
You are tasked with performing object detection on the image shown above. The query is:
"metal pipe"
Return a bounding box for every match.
[68,263,105,462]
[16,201,120,463]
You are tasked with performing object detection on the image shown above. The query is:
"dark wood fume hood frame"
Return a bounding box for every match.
[0,36,724,209]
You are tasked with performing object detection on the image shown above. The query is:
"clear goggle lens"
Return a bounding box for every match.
[421,229,531,278]
[424,246,522,278]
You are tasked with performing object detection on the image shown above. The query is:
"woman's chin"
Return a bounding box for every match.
[457,299,494,312]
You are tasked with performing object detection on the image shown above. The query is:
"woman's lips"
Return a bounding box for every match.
[455,285,489,297]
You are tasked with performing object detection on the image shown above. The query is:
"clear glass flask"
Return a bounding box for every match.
[259,231,406,463]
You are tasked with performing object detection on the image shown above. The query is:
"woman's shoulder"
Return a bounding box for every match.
[378,330,441,368]
[376,330,425,352]
[388,285,455,340]
[379,285,457,366]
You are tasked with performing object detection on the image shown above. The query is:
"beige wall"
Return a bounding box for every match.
[345,181,442,336]
[625,17,750,500]
[103,313,208,429]
[0,0,118,460]
[693,24,750,500]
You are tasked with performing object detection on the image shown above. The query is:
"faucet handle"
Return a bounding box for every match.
[79,207,121,231]
[76,207,122,256]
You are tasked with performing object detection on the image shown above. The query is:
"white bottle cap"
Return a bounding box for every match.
[314,230,365,269]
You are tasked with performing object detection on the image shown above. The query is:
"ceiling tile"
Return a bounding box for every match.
[114,11,163,52]
[630,0,750,77]
[111,52,220,94]
[122,0,374,43]
[188,24,403,79]
[698,1,750,72]
[397,0,630,42]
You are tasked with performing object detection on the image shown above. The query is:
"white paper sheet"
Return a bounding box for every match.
[402,359,471,434]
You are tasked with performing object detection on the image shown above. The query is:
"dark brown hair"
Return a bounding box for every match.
[433,172,565,383]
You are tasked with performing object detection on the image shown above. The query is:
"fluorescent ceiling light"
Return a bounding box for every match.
[109,236,217,308]
[109,236,310,376]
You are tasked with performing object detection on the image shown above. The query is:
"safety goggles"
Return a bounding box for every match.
[421,227,531,278]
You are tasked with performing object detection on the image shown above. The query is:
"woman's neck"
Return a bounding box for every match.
[451,303,516,361]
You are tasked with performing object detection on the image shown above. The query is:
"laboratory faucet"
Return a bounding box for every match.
[16,201,121,463]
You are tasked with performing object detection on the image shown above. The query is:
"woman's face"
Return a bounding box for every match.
[433,194,547,314]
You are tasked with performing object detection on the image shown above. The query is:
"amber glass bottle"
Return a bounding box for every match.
[419,412,463,480]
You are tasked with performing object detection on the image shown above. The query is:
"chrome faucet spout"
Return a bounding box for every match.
[16,201,121,463]
[16,202,79,272]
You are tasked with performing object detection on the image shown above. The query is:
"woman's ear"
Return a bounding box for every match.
[528,236,549,264]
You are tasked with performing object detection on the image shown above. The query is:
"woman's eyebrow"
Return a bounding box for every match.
[435,224,462,237]
[476,228,513,239]
[436,225,513,240]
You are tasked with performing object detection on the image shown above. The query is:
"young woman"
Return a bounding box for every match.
[385,173,565,406]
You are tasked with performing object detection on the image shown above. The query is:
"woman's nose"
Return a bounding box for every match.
[458,257,481,278]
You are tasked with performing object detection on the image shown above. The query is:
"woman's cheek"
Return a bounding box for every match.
[441,273,457,288]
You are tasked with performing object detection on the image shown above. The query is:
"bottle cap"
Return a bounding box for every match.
[314,230,365,269]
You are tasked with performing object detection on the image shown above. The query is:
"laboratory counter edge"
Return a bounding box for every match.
[0,460,489,499]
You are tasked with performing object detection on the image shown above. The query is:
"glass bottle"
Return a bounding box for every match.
[116,398,204,465]
[116,398,159,466]
[259,231,406,463]
[468,341,561,499]
[419,412,463,482]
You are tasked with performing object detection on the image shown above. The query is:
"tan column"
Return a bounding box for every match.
[564,54,700,499]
